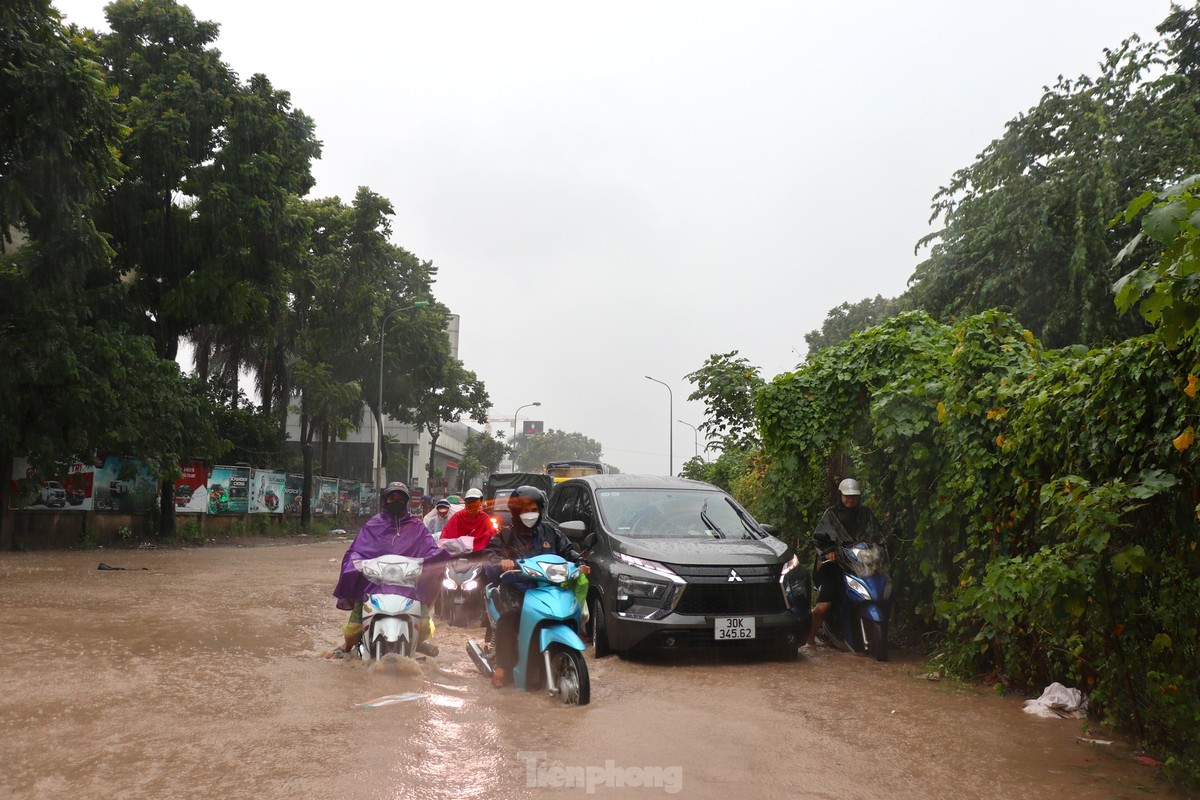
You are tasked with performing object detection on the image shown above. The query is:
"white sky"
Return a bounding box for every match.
[54,0,1176,475]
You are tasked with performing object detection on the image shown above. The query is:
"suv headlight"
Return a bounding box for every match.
[778,554,810,609]
[614,552,682,620]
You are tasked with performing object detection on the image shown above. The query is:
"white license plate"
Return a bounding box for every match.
[714,616,756,640]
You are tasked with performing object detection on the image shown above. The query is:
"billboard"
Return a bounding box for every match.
[249,469,286,514]
[208,465,251,515]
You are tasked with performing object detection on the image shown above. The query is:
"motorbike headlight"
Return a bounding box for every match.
[544,562,570,584]
[461,579,479,592]
[442,577,457,590]
[846,576,872,600]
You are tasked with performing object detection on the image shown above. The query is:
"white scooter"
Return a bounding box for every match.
[353,555,428,662]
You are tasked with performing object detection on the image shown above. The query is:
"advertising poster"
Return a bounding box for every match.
[339,479,374,516]
[207,465,250,515]
[9,458,94,511]
[249,469,287,514]
[93,455,157,513]
[313,477,339,516]
[285,473,305,515]
[173,461,210,514]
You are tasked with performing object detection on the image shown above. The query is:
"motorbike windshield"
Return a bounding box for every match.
[354,555,424,588]
[843,543,888,577]
[596,489,761,539]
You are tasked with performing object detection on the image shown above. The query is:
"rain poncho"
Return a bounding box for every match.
[332,510,451,610]
[439,508,496,551]
[813,503,885,550]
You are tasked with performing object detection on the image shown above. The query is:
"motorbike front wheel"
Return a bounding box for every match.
[860,618,888,662]
[548,644,590,706]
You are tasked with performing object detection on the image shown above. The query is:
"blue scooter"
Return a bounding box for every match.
[820,542,893,661]
[467,553,591,705]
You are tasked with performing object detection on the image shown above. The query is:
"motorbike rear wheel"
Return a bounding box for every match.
[548,644,590,706]
[860,618,888,662]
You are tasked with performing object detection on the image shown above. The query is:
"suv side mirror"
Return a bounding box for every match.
[559,520,587,540]
[760,524,780,537]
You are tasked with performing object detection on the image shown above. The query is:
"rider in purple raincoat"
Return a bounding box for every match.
[329,482,451,657]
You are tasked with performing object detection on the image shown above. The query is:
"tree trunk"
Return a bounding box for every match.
[299,392,312,528]
[157,478,176,538]
[0,445,13,551]
[427,428,440,490]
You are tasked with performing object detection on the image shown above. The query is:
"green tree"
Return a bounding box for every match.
[684,351,764,452]
[907,7,1200,348]
[804,295,902,355]
[0,1,225,542]
[461,431,510,484]
[515,430,603,471]
[411,359,490,490]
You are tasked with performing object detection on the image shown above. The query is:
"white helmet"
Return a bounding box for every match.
[838,478,861,496]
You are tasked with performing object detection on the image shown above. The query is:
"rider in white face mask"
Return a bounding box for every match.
[483,485,582,688]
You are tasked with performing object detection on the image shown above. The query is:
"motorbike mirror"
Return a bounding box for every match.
[582,531,597,550]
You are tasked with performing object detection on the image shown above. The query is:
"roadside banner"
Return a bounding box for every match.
[284,473,304,515]
[174,462,209,514]
[208,465,250,515]
[313,476,339,515]
[249,469,287,514]
[93,455,156,513]
[8,457,94,511]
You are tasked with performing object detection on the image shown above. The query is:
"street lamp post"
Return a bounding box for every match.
[376,300,430,490]
[678,419,700,461]
[511,402,541,471]
[645,376,673,476]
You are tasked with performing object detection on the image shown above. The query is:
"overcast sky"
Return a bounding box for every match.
[55,0,1176,475]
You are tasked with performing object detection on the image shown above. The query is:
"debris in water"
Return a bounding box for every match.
[1133,755,1163,767]
[97,563,148,571]
[358,693,426,708]
[1078,737,1113,746]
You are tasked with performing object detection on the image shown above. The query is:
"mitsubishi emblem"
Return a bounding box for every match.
[727,569,743,583]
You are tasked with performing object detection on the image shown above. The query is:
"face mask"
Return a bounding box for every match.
[519,511,540,527]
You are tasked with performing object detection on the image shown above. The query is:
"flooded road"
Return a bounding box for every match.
[0,540,1184,800]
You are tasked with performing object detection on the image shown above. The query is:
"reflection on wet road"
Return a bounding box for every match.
[0,542,1185,800]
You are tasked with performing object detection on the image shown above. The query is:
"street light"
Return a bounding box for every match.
[376,300,430,489]
[678,419,700,461]
[645,376,673,476]
[511,401,541,471]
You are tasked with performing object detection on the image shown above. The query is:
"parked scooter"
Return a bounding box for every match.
[818,541,893,661]
[466,553,591,705]
[353,554,428,662]
[439,556,485,627]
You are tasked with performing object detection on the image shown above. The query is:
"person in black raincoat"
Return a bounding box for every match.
[806,477,884,647]
[483,485,581,688]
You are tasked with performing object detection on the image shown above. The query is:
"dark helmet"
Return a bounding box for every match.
[506,485,547,516]
[381,481,410,504]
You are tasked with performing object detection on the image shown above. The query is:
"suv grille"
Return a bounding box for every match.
[666,563,786,616]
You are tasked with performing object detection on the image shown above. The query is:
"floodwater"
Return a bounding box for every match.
[0,539,1186,800]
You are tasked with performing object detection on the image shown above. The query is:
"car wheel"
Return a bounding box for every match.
[591,595,612,658]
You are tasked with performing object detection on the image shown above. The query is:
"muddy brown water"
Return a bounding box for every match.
[0,540,1185,800]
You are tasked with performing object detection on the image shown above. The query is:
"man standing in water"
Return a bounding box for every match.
[329,482,450,658]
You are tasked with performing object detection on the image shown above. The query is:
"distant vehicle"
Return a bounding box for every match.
[37,481,67,508]
[485,472,554,532]
[545,460,604,483]
[548,474,810,659]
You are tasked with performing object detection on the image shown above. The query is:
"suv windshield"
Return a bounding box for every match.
[596,489,760,539]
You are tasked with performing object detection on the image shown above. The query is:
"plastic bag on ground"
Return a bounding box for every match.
[1022,682,1088,719]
